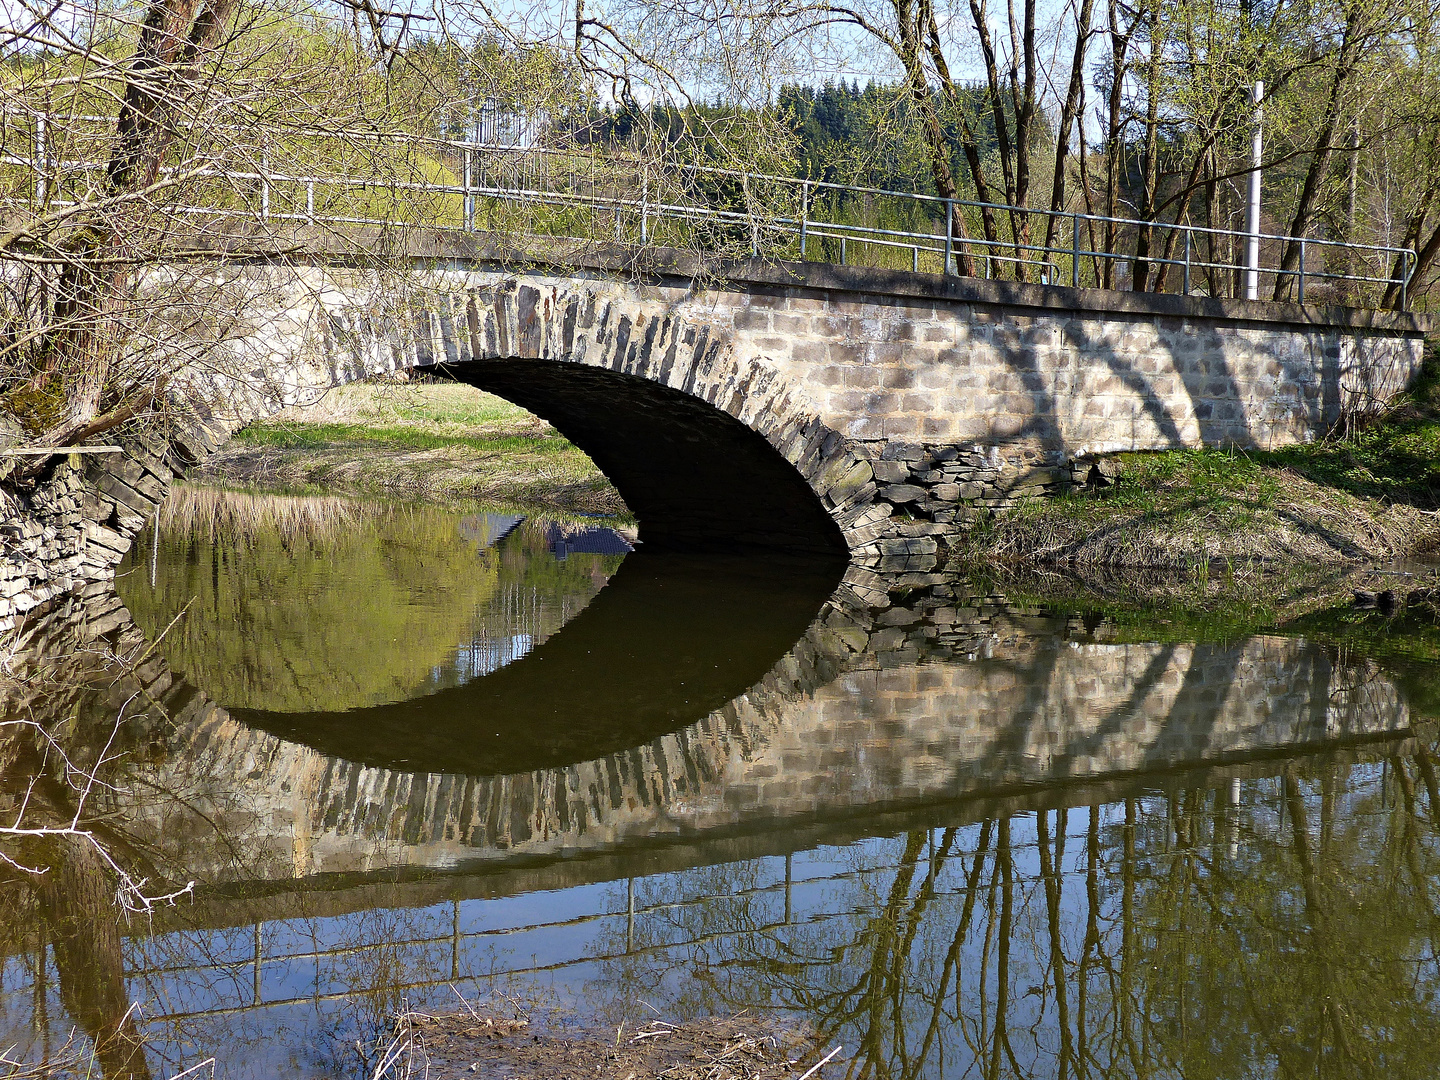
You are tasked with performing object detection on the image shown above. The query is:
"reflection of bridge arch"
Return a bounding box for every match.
[6,582,1408,888]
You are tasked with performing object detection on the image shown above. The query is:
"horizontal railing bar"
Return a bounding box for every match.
[3,127,1415,260]
[0,445,121,455]
[2,118,1417,303]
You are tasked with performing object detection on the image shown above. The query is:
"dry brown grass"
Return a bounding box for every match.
[156,482,380,541]
[370,1005,832,1080]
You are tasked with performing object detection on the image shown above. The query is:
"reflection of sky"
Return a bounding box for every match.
[440,631,535,683]
[420,519,631,693]
[5,767,1433,1079]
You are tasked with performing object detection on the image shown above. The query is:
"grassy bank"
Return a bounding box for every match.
[964,351,1440,574]
[194,381,624,513]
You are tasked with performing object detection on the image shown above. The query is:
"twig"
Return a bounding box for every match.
[795,1046,842,1079]
[166,1059,217,1080]
[448,984,483,1023]
[371,1029,413,1080]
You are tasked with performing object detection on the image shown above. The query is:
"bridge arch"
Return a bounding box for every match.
[4,249,1426,633]
[313,274,882,556]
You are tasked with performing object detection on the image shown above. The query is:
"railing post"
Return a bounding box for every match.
[1072,213,1080,287]
[913,246,919,273]
[944,201,953,276]
[463,146,473,231]
[840,236,846,265]
[253,922,263,1005]
[33,113,46,207]
[640,165,648,244]
[1183,229,1192,296]
[799,179,808,260]
[1297,238,1306,304]
[785,853,793,925]
[1403,251,1411,310]
[305,180,314,224]
[260,150,270,222]
[626,877,635,954]
[451,899,460,981]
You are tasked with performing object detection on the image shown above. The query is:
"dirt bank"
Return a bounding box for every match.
[963,349,1440,576]
[372,1008,837,1080]
[961,451,1440,573]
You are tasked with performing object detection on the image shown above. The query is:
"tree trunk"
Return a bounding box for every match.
[1382,195,1438,309]
[38,837,153,1080]
[1272,3,1364,300]
[29,0,235,456]
[1007,0,1038,279]
[1042,0,1097,263]
[1102,0,1137,288]
[1133,5,1163,291]
[920,0,1002,268]
[895,0,977,275]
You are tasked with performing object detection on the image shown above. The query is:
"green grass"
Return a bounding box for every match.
[233,420,577,456]
[1033,348,1440,510]
[199,382,621,512]
[1022,348,1440,520]
[998,447,1290,546]
[1256,359,1440,506]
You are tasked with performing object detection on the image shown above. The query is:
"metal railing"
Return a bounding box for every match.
[0,110,1418,309]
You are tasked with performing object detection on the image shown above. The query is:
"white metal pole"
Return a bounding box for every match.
[34,114,46,206]
[1245,80,1263,301]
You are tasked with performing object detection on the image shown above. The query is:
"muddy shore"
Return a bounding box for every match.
[370,1007,836,1080]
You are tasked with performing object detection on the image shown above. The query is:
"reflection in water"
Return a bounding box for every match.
[1,490,1438,1076]
[121,488,631,713]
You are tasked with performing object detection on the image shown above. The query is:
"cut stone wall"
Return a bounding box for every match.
[0,425,230,633]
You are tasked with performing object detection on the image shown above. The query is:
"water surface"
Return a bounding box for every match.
[0,490,1436,1078]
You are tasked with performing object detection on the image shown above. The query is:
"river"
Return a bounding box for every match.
[0,486,1437,1078]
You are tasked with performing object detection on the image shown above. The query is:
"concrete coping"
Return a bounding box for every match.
[187,224,1432,336]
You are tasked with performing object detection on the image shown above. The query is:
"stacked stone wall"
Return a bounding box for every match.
[0,424,231,633]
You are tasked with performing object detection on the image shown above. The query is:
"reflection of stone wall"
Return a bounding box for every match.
[48,586,1404,885]
[0,575,1412,888]
[705,634,1401,825]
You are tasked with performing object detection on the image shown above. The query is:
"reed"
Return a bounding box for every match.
[156,483,389,546]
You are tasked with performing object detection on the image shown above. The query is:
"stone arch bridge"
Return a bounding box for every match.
[0,235,1429,627]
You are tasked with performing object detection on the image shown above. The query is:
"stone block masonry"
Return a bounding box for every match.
[718,265,1426,536]
[0,233,1429,624]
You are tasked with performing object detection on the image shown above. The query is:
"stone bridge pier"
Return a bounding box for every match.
[0,237,1430,627]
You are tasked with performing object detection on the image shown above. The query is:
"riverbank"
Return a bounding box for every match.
[959,351,1440,575]
[373,1007,830,1079]
[192,381,624,513]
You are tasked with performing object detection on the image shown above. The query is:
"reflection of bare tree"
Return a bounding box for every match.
[36,837,151,1080]
[583,747,1440,1079]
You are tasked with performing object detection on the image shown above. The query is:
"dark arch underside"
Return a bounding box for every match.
[447,359,850,556]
